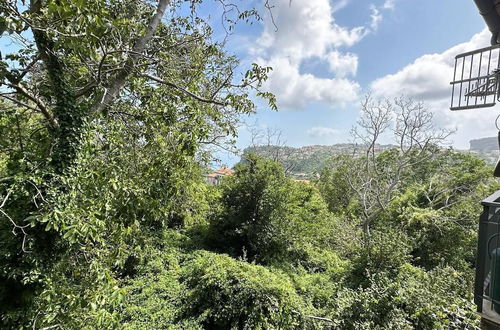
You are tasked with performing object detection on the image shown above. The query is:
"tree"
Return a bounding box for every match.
[245,124,298,175]
[208,155,336,266]
[0,1,275,327]
[317,154,357,215]
[348,94,452,237]
[382,151,494,270]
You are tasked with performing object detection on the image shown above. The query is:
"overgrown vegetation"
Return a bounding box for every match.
[0,0,495,329]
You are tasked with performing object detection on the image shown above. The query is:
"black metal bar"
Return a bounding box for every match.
[494,49,500,105]
[467,54,475,106]
[452,58,458,108]
[476,206,489,312]
[450,74,496,85]
[476,52,483,106]
[486,49,493,106]
[497,47,500,71]
[459,57,466,107]
[450,102,496,111]
[494,215,500,314]
[497,48,500,103]
[456,44,500,59]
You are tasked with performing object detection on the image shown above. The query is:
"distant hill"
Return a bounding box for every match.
[470,137,499,151]
[242,144,393,178]
[468,136,499,167]
[243,140,500,177]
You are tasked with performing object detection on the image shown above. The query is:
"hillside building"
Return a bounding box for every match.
[206,167,235,186]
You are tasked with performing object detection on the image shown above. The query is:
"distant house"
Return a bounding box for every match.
[206,167,235,186]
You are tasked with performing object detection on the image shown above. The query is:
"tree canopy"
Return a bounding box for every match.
[0,1,495,329]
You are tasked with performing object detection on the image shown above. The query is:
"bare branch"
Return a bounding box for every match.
[0,93,39,112]
[347,94,450,237]
[0,191,31,253]
[264,0,278,31]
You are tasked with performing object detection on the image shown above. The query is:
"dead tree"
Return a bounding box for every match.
[348,94,453,237]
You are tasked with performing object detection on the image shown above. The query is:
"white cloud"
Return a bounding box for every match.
[371,29,489,100]
[369,0,402,34]
[325,51,358,77]
[252,0,371,110]
[307,126,340,138]
[371,53,454,101]
[383,0,397,10]
[253,0,367,60]
[250,0,404,110]
[370,5,383,31]
[332,0,350,13]
[261,56,360,108]
[369,0,405,32]
[371,29,499,148]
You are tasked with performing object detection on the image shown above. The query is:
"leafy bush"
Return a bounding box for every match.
[208,155,336,267]
[179,251,303,329]
[120,231,194,329]
[334,264,479,329]
[349,228,413,286]
[379,152,492,270]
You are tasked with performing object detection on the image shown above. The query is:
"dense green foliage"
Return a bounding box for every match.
[242,144,368,178]
[0,1,497,329]
[3,143,493,328]
[208,155,335,267]
[118,152,492,329]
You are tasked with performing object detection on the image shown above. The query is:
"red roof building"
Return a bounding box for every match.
[206,167,235,186]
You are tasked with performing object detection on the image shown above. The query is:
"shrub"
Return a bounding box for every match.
[179,251,303,329]
[208,155,336,267]
[334,264,479,329]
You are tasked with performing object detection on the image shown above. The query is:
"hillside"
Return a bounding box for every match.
[242,144,393,178]
[470,137,499,150]
[469,136,499,166]
[244,142,500,177]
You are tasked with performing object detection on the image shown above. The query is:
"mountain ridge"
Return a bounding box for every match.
[243,141,499,177]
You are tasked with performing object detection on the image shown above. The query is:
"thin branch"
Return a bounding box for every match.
[19,54,41,80]
[199,135,227,145]
[210,71,233,100]
[5,83,58,129]
[0,200,31,253]
[0,94,39,112]
[40,324,61,330]
[143,74,227,106]
[291,310,333,323]
[264,0,278,31]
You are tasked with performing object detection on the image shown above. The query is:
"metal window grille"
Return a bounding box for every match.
[451,44,500,111]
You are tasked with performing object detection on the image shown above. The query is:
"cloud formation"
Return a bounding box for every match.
[371,29,499,148]
[383,0,398,10]
[307,126,340,138]
[252,0,387,110]
[370,5,383,31]
[325,51,359,77]
[332,0,350,13]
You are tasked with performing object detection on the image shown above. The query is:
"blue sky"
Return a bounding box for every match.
[209,0,498,166]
